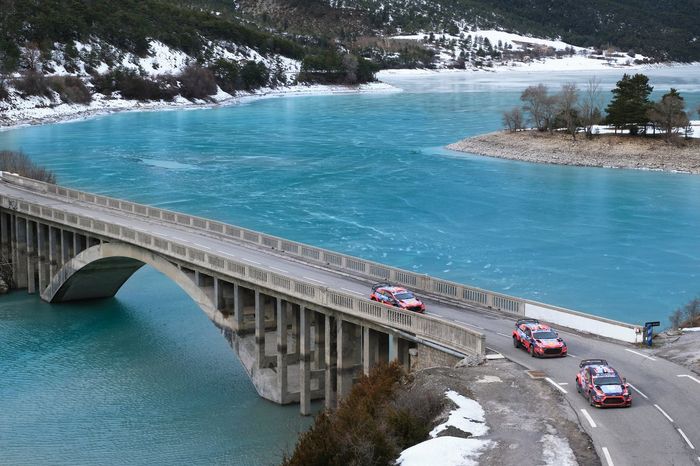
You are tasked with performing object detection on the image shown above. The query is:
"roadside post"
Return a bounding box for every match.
[644,321,660,347]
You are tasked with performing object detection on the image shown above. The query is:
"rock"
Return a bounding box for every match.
[455,354,484,368]
[0,277,9,294]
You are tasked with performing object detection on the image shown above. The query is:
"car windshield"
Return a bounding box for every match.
[533,331,557,339]
[593,375,622,385]
[394,292,415,300]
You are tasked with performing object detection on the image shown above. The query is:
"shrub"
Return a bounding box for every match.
[0,78,9,101]
[47,76,92,104]
[240,61,269,91]
[91,68,176,101]
[14,70,51,97]
[0,150,56,183]
[177,65,217,100]
[282,362,439,466]
[210,59,241,93]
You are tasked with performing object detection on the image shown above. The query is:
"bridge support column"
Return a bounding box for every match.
[363,327,387,375]
[276,297,288,404]
[337,319,361,403]
[0,212,10,264]
[14,217,28,289]
[255,290,265,369]
[37,223,49,292]
[314,311,325,370]
[49,226,61,278]
[234,283,244,332]
[324,314,337,410]
[299,306,312,415]
[61,230,74,265]
[26,220,37,293]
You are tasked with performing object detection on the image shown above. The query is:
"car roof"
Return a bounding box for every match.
[382,286,408,293]
[521,322,552,332]
[587,365,619,376]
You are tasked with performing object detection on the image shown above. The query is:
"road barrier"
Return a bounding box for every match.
[0,172,643,344]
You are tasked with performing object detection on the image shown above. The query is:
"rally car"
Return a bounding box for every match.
[370,283,426,313]
[512,318,567,357]
[575,359,632,408]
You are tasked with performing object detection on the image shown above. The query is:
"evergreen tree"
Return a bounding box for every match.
[605,73,653,135]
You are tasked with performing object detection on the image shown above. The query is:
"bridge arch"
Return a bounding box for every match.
[42,242,217,320]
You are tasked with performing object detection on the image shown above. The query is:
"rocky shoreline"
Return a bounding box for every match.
[447,130,700,174]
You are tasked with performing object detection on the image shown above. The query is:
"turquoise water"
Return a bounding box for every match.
[1,66,699,464]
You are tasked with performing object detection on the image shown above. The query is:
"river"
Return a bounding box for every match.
[1,65,699,464]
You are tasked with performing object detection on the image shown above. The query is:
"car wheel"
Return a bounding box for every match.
[576,379,581,394]
[513,337,520,348]
[530,345,535,357]
[588,391,596,407]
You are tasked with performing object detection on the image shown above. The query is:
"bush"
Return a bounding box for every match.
[91,68,176,101]
[14,70,51,97]
[177,65,217,100]
[210,59,240,93]
[282,362,440,466]
[0,150,56,183]
[47,76,92,104]
[240,61,269,91]
[0,79,9,101]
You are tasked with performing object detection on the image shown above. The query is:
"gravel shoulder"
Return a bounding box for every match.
[447,131,700,174]
[407,359,600,465]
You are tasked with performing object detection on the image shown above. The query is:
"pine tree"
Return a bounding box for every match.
[605,73,653,135]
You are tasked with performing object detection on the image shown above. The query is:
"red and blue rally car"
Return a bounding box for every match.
[576,359,632,408]
[370,283,426,313]
[512,318,567,357]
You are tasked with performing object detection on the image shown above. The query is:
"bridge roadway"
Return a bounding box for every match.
[2,180,699,466]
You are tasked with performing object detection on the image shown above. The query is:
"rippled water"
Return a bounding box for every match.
[1,65,699,464]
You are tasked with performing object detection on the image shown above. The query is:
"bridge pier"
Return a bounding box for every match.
[276,297,288,404]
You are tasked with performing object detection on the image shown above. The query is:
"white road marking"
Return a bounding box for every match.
[567,353,579,358]
[464,323,485,329]
[581,409,597,428]
[654,404,674,423]
[625,348,656,361]
[269,266,289,273]
[559,382,569,385]
[678,374,700,385]
[678,429,696,450]
[341,288,364,296]
[627,383,649,400]
[303,276,326,285]
[602,447,614,466]
[241,258,261,265]
[545,377,568,394]
[496,332,510,338]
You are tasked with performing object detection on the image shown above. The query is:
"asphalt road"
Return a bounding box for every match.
[2,179,699,466]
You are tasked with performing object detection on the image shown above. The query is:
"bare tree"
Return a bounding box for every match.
[520,84,548,130]
[22,42,42,72]
[669,308,684,330]
[558,83,579,139]
[502,107,523,132]
[579,77,603,138]
[684,297,700,326]
[647,89,689,142]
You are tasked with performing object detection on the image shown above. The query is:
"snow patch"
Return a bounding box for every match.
[397,436,493,466]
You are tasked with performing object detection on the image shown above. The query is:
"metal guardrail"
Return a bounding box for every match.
[0,173,640,341]
[0,193,485,356]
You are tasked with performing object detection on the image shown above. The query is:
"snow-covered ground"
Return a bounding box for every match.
[396,390,493,466]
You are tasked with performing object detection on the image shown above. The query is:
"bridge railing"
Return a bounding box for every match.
[1,193,485,357]
[0,173,642,343]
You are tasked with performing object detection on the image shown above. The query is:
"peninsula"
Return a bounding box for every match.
[448,130,700,174]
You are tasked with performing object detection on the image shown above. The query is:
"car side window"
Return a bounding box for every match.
[524,328,532,338]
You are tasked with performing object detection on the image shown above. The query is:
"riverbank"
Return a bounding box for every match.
[0,82,398,130]
[447,130,700,174]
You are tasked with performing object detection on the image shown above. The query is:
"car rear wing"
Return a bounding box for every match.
[579,358,608,368]
[371,282,392,291]
[515,318,539,327]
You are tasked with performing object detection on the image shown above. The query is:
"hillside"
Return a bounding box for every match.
[235,0,700,63]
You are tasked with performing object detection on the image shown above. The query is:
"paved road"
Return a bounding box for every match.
[2,180,699,466]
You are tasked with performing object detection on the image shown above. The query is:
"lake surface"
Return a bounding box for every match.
[1,65,699,464]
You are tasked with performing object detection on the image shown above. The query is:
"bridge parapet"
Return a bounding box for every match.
[0,173,643,344]
[0,191,484,357]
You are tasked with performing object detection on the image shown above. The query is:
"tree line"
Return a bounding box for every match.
[504,73,699,142]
